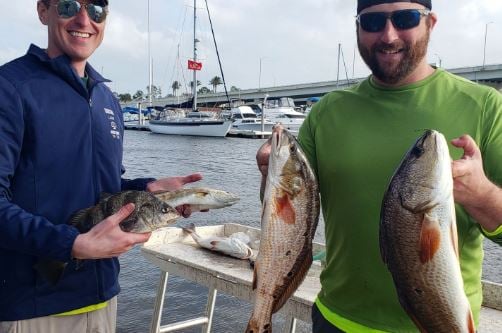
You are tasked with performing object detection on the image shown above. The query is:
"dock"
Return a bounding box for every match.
[124,121,151,131]
[141,224,502,333]
[227,129,272,139]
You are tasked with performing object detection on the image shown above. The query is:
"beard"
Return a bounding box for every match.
[358,27,430,85]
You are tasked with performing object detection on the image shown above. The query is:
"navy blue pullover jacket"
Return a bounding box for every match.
[0,45,153,320]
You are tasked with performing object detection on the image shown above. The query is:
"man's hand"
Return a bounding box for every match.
[451,134,502,232]
[451,135,491,206]
[146,173,203,192]
[256,140,271,178]
[71,203,151,260]
[146,173,203,217]
[256,139,272,202]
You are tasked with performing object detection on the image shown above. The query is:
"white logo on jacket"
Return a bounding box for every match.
[104,108,121,139]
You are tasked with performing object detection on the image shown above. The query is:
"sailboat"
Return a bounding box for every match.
[149,0,232,137]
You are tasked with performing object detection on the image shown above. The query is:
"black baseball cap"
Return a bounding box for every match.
[357,0,431,14]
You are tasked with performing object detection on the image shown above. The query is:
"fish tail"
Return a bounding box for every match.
[181,222,196,234]
[245,313,272,333]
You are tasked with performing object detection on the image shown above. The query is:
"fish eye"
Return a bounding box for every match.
[411,145,424,158]
[289,144,296,153]
[161,207,168,213]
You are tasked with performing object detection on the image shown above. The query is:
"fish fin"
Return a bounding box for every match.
[99,192,113,201]
[379,220,389,265]
[181,222,196,233]
[419,213,441,264]
[34,258,68,285]
[275,193,296,225]
[260,176,266,203]
[252,262,258,290]
[450,208,460,260]
[67,207,92,228]
[245,314,272,333]
[467,309,476,333]
[271,250,312,314]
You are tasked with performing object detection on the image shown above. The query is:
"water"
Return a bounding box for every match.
[117,130,502,333]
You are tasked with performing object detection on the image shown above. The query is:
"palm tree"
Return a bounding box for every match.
[189,80,202,90]
[209,76,222,93]
[198,86,211,95]
[171,81,181,96]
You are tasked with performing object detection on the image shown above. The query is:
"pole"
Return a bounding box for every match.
[259,57,262,90]
[482,22,493,69]
[148,0,152,107]
[192,0,198,112]
[336,43,341,87]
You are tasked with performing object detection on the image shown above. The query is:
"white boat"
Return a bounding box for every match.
[261,97,306,134]
[149,0,231,138]
[228,106,275,133]
[149,109,232,137]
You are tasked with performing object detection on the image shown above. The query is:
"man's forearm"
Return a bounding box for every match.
[463,183,502,232]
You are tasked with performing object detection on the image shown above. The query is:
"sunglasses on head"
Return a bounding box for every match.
[55,0,108,23]
[356,9,431,33]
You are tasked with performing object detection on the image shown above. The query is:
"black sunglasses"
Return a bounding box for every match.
[54,0,108,24]
[356,9,431,33]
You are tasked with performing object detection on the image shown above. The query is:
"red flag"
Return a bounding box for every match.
[188,60,202,71]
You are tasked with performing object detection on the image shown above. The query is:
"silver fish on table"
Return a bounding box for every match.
[380,130,475,333]
[246,125,320,333]
[182,223,253,259]
[36,188,240,285]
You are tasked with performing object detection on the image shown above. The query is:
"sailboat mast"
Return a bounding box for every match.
[148,0,153,107]
[192,0,198,112]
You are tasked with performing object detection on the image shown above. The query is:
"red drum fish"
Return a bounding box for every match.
[380,130,475,333]
[246,125,320,333]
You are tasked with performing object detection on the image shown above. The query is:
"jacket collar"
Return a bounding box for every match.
[27,44,111,93]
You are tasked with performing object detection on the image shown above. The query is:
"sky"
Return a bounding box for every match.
[1,0,502,96]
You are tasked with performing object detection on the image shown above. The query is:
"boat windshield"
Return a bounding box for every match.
[264,97,296,108]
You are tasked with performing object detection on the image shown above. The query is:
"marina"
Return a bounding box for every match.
[117,131,502,333]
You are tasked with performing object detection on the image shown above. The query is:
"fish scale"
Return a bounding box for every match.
[246,126,320,333]
[380,130,475,333]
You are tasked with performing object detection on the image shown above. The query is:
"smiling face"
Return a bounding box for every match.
[37,0,107,76]
[357,2,437,86]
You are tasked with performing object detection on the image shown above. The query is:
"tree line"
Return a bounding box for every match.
[116,76,241,103]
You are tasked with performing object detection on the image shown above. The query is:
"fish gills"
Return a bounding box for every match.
[246,126,320,333]
[380,130,475,333]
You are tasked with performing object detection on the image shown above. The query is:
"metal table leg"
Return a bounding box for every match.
[150,271,169,333]
[202,288,217,333]
[283,316,297,333]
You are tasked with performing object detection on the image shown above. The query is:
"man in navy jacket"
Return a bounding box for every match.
[0,1,202,331]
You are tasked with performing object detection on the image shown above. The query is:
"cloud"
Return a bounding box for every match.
[1,0,501,94]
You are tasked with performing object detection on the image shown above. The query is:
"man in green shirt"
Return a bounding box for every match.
[257,0,502,332]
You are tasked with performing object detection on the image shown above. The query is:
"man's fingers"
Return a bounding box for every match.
[451,160,469,178]
[182,173,203,185]
[451,134,480,159]
[128,232,152,244]
[108,203,135,226]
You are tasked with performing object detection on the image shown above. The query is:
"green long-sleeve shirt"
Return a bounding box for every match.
[298,69,502,332]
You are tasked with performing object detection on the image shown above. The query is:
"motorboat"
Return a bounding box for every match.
[228,106,275,134]
[149,109,232,137]
[260,97,306,134]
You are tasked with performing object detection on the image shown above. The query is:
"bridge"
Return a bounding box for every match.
[141,64,502,108]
